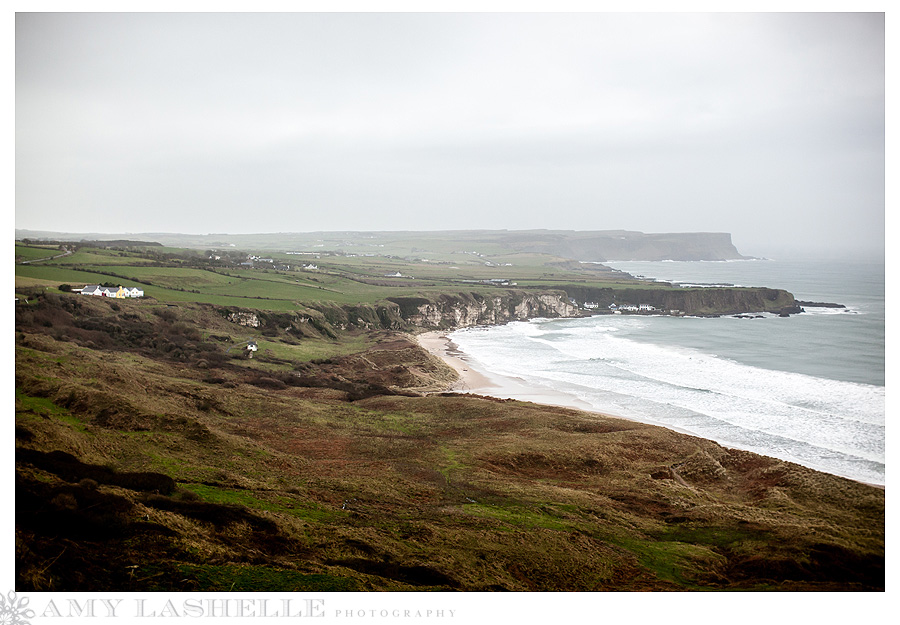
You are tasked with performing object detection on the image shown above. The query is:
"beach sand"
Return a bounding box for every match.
[416,330,722,436]
[416,330,596,411]
[417,331,886,489]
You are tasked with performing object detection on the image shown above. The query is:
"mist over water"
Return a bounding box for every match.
[450,260,885,485]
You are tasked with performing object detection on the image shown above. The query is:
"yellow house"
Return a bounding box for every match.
[115,286,129,298]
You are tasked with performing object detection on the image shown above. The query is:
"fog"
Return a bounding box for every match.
[15,11,885,260]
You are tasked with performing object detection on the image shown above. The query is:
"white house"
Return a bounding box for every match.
[584,302,599,309]
[79,284,143,298]
[639,304,656,312]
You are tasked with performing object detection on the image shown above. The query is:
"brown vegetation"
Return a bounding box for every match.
[15,292,884,591]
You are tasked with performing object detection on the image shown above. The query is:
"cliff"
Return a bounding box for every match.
[229,286,797,341]
[217,291,580,340]
[389,291,579,329]
[501,230,747,261]
[558,285,798,316]
[16,229,749,261]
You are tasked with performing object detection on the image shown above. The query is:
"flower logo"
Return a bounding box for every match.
[0,592,34,625]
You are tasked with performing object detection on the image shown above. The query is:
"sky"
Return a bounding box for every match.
[14,9,886,259]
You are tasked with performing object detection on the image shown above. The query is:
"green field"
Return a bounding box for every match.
[15,239,641,312]
[15,243,65,262]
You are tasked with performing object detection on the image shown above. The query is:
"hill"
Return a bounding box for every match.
[15,229,748,261]
[14,288,883,591]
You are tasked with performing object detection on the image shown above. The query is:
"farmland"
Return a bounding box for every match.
[15,240,648,312]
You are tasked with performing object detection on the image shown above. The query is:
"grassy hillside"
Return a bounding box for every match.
[16,241,794,318]
[14,290,883,591]
[16,229,749,261]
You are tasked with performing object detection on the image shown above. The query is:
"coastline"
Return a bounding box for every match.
[417,330,606,413]
[415,329,885,490]
[416,329,698,430]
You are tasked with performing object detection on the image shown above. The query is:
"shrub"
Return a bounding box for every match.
[153,308,177,322]
[249,377,288,390]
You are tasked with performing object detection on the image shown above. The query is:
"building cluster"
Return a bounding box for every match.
[608,303,656,312]
[580,302,659,313]
[238,255,290,271]
[77,284,144,298]
[464,278,517,286]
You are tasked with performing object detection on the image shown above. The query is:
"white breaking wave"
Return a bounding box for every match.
[800,306,861,315]
[451,316,885,485]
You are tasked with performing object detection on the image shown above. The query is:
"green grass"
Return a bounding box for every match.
[139,563,359,592]
[16,261,438,308]
[438,446,466,485]
[369,412,425,436]
[612,536,724,589]
[15,244,62,262]
[15,238,652,313]
[15,390,89,432]
[143,453,221,483]
[656,525,764,549]
[182,483,341,522]
[460,500,576,533]
[252,335,377,364]
[16,264,135,286]
[46,249,159,266]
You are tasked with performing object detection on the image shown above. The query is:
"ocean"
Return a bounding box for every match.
[449,259,885,485]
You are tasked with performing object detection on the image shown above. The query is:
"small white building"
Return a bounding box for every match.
[639,304,656,312]
[80,284,143,298]
[584,302,599,309]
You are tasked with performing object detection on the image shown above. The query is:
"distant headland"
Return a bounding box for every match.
[14,229,748,262]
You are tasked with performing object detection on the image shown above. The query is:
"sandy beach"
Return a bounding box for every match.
[417,331,886,490]
[416,331,775,448]
[416,330,596,411]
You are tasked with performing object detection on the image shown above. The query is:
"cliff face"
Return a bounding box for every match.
[226,287,796,340]
[505,231,747,261]
[392,292,579,329]
[560,285,797,315]
[231,292,581,339]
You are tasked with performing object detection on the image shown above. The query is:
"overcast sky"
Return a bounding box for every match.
[15,11,885,259]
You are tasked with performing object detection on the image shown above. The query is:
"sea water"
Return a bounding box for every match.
[449,259,885,485]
